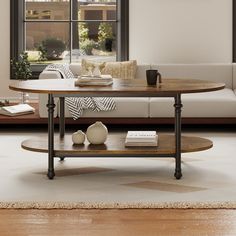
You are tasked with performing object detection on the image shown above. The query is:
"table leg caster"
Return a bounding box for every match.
[47,170,55,180]
[174,170,182,180]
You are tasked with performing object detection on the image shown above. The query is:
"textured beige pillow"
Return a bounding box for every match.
[81,59,137,79]
[102,60,137,80]
[81,59,106,75]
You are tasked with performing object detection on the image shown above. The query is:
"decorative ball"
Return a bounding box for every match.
[72,130,86,145]
[86,121,108,145]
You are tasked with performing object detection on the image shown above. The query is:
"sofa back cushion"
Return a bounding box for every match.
[232,63,236,90]
[136,64,233,88]
[69,63,82,77]
[70,60,137,80]
[70,63,232,88]
[102,60,137,80]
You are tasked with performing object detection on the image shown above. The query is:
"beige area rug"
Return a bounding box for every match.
[1,130,236,209]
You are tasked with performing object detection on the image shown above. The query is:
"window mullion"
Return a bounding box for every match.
[11,0,128,79]
[70,0,72,64]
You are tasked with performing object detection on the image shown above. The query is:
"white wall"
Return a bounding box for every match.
[0,0,15,99]
[129,0,232,64]
[0,0,37,100]
[0,0,233,99]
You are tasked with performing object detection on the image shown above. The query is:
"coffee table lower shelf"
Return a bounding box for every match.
[21,134,213,158]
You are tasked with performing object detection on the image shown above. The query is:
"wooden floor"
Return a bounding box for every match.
[0,209,235,236]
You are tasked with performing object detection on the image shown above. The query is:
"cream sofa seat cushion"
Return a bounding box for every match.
[150,88,236,118]
[61,98,149,118]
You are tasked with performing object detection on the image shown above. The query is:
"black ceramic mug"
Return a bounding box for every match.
[146,70,162,86]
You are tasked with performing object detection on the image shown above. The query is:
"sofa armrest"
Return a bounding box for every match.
[39,71,62,80]
[39,70,61,118]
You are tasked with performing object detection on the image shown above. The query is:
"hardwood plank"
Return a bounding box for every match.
[0,209,235,236]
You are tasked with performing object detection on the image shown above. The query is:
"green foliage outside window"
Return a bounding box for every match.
[37,38,66,60]
[11,52,32,80]
[80,39,98,55]
[79,23,89,43]
[98,22,114,51]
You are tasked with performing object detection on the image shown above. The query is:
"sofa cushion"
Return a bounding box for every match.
[233,64,236,90]
[80,59,137,79]
[102,60,137,80]
[69,63,82,77]
[62,97,149,118]
[136,64,233,88]
[150,88,236,118]
[38,71,60,118]
[81,59,106,76]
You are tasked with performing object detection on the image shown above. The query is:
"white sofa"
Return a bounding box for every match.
[39,64,236,122]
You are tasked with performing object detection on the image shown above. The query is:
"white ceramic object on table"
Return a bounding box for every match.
[72,130,86,145]
[86,122,108,145]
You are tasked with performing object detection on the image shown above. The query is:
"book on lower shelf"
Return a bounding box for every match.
[125,131,158,147]
[0,104,35,116]
[75,74,113,86]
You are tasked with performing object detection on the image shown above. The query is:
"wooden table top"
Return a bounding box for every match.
[9,78,225,96]
[21,134,213,156]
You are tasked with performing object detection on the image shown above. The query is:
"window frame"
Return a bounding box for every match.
[233,0,236,62]
[10,0,129,79]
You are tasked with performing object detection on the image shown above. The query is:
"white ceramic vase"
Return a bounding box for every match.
[72,130,86,145]
[86,122,108,145]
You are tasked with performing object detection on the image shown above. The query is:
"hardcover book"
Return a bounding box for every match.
[75,75,113,86]
[125,131,158,147]
[0,104,35,116]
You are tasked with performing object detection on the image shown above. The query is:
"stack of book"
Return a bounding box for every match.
[125,131,158,147]
[0,104,35,116]
[75,75,113,86]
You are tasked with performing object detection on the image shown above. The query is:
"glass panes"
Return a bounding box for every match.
[25,0,70,20]
[72,22,116,63]
[75,0,117,21]
[24,0,117,65]
[107,10,116,20]
[25,22,70,64]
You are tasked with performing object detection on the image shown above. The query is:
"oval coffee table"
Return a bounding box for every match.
[9,78,225,180]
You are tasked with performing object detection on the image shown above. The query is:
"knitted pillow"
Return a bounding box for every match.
[81,59,137,80]
[102,60,137,80]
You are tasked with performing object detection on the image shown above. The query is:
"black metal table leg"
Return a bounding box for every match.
[47,94,55,179]
[59,97,66,162]
[174,94,183,180]
[59,97,65,139]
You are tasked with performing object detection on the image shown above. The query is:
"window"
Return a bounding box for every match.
[10,0,129,78]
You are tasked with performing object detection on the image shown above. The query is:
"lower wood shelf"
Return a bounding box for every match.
[21,133,213,157]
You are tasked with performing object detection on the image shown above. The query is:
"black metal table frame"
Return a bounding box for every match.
[46,93,182,180]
